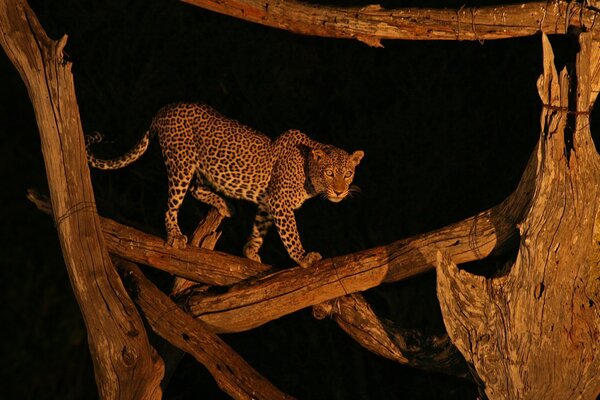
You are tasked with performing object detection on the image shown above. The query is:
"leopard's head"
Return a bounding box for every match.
[310,146,364,202]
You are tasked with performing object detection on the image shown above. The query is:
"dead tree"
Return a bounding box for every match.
[2,0,599,398]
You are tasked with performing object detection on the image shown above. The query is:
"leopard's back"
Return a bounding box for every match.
[151,103,273,202]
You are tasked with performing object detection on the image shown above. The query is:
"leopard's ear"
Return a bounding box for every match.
[312,148,327,162]
[349,150,364,166]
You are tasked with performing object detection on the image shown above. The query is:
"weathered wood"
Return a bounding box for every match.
[172,209,226,295]
[180,188,528,333]
[190,208,224,248]
[437,33,600,399]
[28,189,270,286]
[0,2,164,399]
[182,0,600,46]
[164,209,225,387]
[116,259,294,400]
[312,293,470,379]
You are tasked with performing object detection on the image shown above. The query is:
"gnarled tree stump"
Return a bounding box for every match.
[437,33,600,400]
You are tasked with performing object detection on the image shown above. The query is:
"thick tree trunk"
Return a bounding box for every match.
[437,33,600,399]
[0,1,164,398]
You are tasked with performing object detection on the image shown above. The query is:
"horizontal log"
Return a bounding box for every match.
[182,0,600,46]
[180,145,536,333]
[182,204,523,333]
[27,189,270,286]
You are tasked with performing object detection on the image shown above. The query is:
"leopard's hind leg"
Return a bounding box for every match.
[243,201,273,263]
[164,160,196,249]
[189,172,232,218]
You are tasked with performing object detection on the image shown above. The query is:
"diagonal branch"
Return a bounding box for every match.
[179,145,536,333]
[182,195,531,334]
[116,258,294,400]
[313,293,471,379]
[182,0,600,46]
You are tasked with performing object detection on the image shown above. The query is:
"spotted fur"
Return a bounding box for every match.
[86,103,364,268]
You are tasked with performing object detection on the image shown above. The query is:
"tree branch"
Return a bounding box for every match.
[181,181,531,333]
[182,0,600,46]
[27,190,270,286]
[313,293,471,379]
[116,259,294,400]
[1,2,164,398]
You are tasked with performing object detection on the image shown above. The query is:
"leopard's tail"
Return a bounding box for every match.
[85,130,152,170]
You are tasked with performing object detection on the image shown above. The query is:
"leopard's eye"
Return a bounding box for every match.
[325,169,333,177]
[344,171,353,178]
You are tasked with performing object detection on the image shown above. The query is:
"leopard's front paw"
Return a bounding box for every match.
[298,252,322,268]
[166,234,188,249]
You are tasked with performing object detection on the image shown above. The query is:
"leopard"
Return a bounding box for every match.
[86,102,364,268]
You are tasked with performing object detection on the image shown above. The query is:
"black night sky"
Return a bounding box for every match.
[1,0,586,398]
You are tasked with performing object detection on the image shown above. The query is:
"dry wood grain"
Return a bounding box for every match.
[117,259,294,400]
[313,293,470,378]
[181,181,530,333]
[182,0,600,46]
[437,33,600,399]
[0,2,164,398]
[28,190,270,286]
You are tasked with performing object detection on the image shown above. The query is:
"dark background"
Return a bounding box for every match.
[2,0,585,398]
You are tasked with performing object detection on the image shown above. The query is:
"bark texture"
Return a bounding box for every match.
[0,1,164,399]
[312,293,470,379]
[437,33,600,400]
[182,0,600,46]
[30,191,468,380]
[117,259,294,400]
[101,210,269,286]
